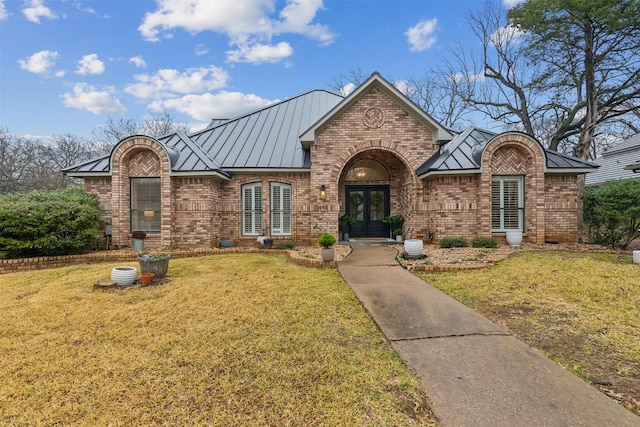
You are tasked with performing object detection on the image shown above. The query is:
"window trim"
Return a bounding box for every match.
[270,182,292,236]
[242,182,263,236]
[491,175,524,232]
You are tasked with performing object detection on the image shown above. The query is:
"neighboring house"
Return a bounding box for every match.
[64,73,597,249]
[585,133,640,186]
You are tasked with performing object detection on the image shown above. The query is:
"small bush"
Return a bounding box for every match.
[0,188,101,258]
[471,236,498,248]
[582,178,640,249]
[275,242,295,249]
[439,237,468,248]
[318,232,337,248]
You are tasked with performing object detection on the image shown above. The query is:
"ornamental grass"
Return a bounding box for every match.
[0,254,435,426]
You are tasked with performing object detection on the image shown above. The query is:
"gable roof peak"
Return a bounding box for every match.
[300,72,453,147]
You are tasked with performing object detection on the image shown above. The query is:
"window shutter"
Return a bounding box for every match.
[242,183,262,235]
[282,185,291,234]
[270,182,291,236]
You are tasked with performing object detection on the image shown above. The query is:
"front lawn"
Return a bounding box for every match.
[0,254,435,426]
[416,250,640,415]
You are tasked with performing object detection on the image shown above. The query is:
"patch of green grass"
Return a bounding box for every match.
[416,250,640,414]
[0,254,435,426]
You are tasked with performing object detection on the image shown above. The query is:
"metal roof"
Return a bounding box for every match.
[192,89,343,169]
[585,133,640,186]
[416,127,598,178]
[63,89,343,176]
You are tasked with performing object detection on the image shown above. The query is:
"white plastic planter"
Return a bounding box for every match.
[505,230,523,247]
[404,239,424,257]
[111,266,137,286]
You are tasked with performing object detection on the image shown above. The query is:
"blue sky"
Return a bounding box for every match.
[0,0,522,140]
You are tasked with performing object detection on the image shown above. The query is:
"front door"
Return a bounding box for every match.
[346,186,390,238]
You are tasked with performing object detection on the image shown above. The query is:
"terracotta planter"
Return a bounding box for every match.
[141,272,155,285]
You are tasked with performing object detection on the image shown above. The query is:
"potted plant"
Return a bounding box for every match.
[338,213,356,241]
[137,252,171,279]
[318,232,337,262]
[382,215,404,239]
[393,228,403,242]
[131,231,146,251]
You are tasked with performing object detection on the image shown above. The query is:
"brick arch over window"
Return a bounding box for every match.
[479,133,546,243]
[110,137,173,248]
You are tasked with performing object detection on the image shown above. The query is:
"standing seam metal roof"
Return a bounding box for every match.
[416,127,598,176]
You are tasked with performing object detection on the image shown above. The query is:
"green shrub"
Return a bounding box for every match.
[275,241,296,249]
[439,237,468,248]
[318,232,337,248]
[471,236,498,248]
[0,188,101,258]
[582,179,640,249]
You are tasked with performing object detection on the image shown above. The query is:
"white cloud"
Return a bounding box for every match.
[23,0,57,23]
[138,0,335,64]
[125,66,230,99]
[128,55,147,68]
[62,83,126,114]
[490,24,524,47]
[452,72,485,83]
[0,1,8,20]
[194,44,208,56]
[18,50,59,74]
[75,53,105,75]
[226,41,293,64]
[149,91,275,121]
[340,82,356,96]
[405,18,438,52]
[502,0,525,8]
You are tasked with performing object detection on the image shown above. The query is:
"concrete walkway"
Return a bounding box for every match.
[338,246,639,427]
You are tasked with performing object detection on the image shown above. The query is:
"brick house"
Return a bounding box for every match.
[64,73,597,249]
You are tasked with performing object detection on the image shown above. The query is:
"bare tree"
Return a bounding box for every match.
[403,60,478,130]
[328,67,370,95]
[92,111,190,149]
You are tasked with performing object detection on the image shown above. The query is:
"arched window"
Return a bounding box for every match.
[345,159,389,181]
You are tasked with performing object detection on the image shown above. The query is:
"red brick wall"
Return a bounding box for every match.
[312,85,436,239]
[544,175,579,243]
[79,94,583,248]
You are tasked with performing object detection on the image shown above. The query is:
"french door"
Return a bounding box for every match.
[345,186,390,238]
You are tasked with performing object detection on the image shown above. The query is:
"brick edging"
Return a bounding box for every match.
[0,248,337,274]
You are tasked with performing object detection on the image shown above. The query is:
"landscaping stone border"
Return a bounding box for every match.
[0,248,337,274]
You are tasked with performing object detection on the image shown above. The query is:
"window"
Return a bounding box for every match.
[492,176,524,231]
[242,182,263,235]
[270,182,292,236]
[131,178,161,233]
[345,159,389,181]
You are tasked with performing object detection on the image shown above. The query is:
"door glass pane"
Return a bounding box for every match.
[369,190,385,221]
[350,191,364,221]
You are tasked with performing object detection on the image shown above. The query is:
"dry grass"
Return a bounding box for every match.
[0,254,435,426]
[416,250,640,414]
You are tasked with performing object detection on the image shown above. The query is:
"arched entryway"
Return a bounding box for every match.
[344,159,390,238]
